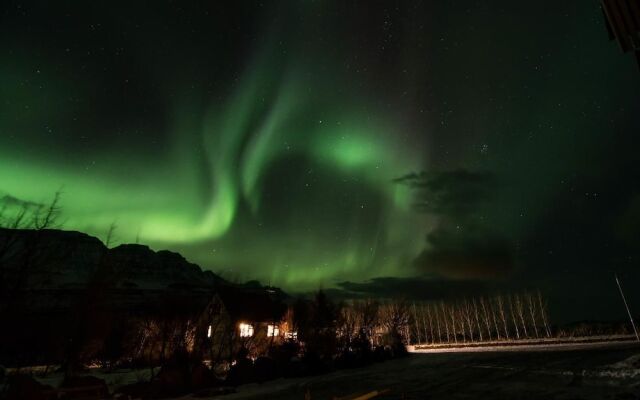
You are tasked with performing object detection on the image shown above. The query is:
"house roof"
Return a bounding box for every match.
[215,285,287,323]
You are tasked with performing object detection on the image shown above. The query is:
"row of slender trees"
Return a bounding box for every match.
[407,291,552,345]
[336,291,553,348]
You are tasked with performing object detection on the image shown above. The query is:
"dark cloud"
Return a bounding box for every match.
[414,229,514,280]
[394,169,493,216]
[328,276,497,301]
[396,169,514,280]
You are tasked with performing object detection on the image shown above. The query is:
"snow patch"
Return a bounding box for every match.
[594,354,640,380]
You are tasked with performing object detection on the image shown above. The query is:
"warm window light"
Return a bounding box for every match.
[239,323,254,337]
[207,324,212,338]
[267,324,279,337]
[284,331,297,340]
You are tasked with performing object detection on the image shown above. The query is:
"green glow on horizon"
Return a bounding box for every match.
[0,28,427,291]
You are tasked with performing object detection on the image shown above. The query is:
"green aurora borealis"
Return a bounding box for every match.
[0,2,429,289]
[2,1,640,319]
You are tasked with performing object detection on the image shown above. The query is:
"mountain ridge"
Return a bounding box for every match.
[0,227,223,292]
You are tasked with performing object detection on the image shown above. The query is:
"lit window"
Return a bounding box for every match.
[267,324,280,337]
[284,331,297,340]
[239,323,254,337]
[207,324,212,338]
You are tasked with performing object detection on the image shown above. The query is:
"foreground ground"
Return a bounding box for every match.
[202,342,640,400]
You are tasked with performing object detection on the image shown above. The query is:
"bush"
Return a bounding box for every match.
[225,357,254,386]
[190,362,221,389]
[373,345,392,362]
[269,340,300,377]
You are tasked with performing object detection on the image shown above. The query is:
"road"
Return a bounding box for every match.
[210,342,640,400]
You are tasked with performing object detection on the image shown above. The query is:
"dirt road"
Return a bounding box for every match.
[214,342,640,400]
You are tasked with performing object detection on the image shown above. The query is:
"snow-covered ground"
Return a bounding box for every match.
[32,367,154,391]
[408,335,638,353]
[190,341,640,400]
[14,340,640,399]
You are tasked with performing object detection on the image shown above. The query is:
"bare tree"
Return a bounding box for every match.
[479,297,493,341]
[339,301,359,346]
[526,292,539,338]
[0,203,29,268]
[440,302,450,343]
[462,299,474,342]
[410,302,420,344]
[449,304,458,344]
[105,220,118,248]
[496,295,510,340]
[417,304,426,344]
[360,299,380,341]
[490,300,501,340]
[434,303,442,343]
[514,294,529,338]
[537,290,552,338]
[0,203,30,230]
[472,298,483,342]
[1,191,65,307]
[32,190,63,230]
[456,302,466,343]
[410,289,553,346]
[379,300,410,348]
[509,295,521,339]
[425,303,434,344]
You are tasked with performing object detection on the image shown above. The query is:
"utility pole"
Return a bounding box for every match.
[615,273,639,341]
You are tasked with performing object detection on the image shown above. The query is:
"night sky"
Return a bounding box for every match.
[1,1,639,322]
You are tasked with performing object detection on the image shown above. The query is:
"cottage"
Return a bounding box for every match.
[196,286,290,363]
